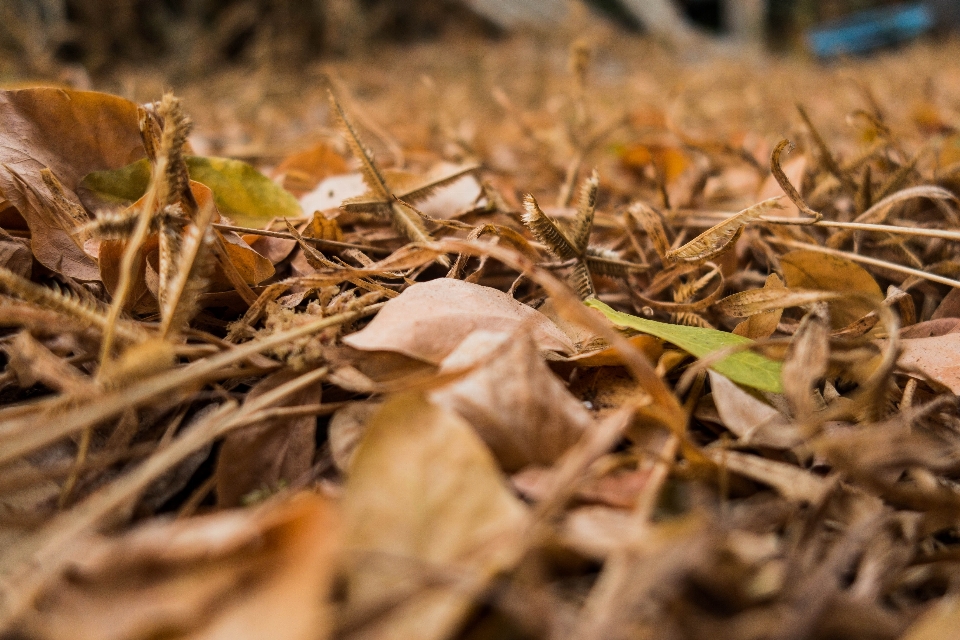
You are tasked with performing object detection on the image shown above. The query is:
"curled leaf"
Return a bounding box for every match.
[666,197,782,265]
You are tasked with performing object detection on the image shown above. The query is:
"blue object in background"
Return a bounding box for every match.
[807,3,935,58]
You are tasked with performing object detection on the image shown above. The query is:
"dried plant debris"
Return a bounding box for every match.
[5,35,960,640]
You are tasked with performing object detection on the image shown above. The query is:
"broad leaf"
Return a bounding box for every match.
[0,88,145,280]
[80,156,303,229]
[586,298,783,393]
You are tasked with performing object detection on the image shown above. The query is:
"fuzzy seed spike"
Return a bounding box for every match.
[329,91,391,201]
[160,199,216,338]
[0,267,144,342]
[155,93,196,215]
[570,169,599,253]
[521,194,578,260]
[570,261,596,300]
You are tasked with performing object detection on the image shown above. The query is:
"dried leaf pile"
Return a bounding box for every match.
[5,29,960,640]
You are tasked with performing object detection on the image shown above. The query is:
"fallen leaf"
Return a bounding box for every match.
[896,333,960,394]
[300,172,368,213]
[342,393,528,640]
[329,399,383,472]
[732,273,786,339]
[215,369,322,507]
[0,228,32,277]
[80,156,304,229]
[0,88,145,280]
[586,298,783,393]
[343,278,574,364]
[707,371,798,448]
[17,493,339,640]
[272,142,349,196]
[780,249,884,329]
[429,330,592,472]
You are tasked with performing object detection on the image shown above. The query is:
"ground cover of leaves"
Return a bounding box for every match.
[4,23,960,640]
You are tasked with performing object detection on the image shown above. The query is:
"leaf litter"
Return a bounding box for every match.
[3,27,960,640]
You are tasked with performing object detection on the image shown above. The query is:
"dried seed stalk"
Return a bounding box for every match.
[717,288,842,317]
[329,91,391,201]
[160,199,217,338]
[522,194,579,260]
[0,267,143,342]
[569,169,599,253]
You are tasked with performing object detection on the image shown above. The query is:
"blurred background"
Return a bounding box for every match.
[3,0,960,79]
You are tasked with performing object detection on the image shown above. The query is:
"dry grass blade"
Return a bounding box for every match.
[666,197,782,264]
[584,248,647,278]
[706,448,832,503]
[0,303,382,469]
[521,194,578,260]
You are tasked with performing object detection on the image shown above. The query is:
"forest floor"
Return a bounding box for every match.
[3,24,960,640]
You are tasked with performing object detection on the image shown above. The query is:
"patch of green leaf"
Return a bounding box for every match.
[585,299,783,393]
[80,156,302,228]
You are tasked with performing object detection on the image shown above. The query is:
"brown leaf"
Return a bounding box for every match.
[0,228,32,277]
[273,142,349,197]
[17,493,338,640]
[429,330,593,471]
[707,371,797,448]
[731,273,786,339]
[896,333,960,394]
[342,393,528,640]
[99,181,274,308]
[0,88,145,280]
[215,369,322,507]
[329,399,382,472]
[780,249,884,329]
[342,278,574,364]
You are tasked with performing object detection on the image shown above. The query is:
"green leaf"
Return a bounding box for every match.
[585,299,783,393]
[79,156,303,228]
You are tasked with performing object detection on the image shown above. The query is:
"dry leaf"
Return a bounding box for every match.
[429,329,592,472]
[343,278,574,364]
[896,333,960,394]
[780,249,884,329]
[0,89,145,281]
[707,371,797,448]
[16,493,338,640]
[342,393,528,640]
[273,142,349,196]
[215,369,322,507]
[731,273,786,339]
